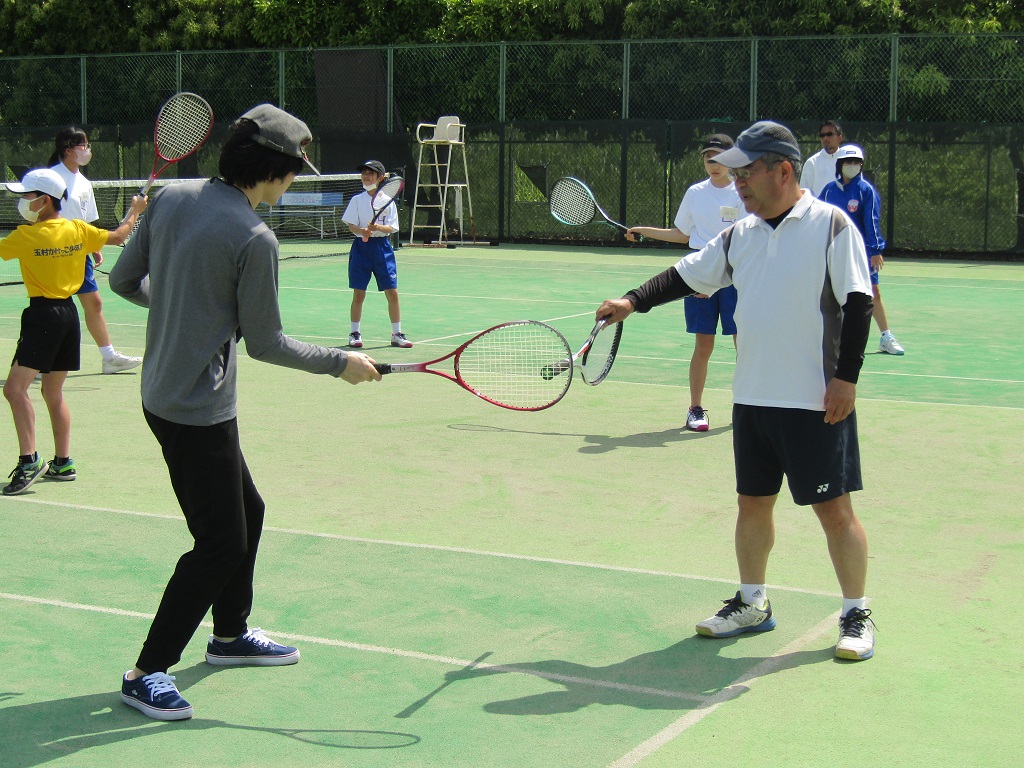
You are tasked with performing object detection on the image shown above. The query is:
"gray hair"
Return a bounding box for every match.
[762,151,802,178]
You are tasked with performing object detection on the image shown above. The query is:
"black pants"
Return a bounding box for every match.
[136,409,265,674]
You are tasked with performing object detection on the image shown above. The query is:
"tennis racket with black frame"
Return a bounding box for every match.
[361,175,405,242]
[541,318,623,385]
[549,176,640,240]
[121,92,214,245]
[374,320,572,411]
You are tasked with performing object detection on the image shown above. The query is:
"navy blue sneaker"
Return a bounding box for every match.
[121,671,193,720]
[205,628,300,666]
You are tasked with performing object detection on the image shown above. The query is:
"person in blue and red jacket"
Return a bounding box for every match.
[820,144,905,356]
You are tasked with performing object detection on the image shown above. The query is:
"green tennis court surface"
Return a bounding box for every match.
[1,244,1021,767]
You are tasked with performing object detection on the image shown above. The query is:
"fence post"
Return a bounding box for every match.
[749,38,759,121]
[279,50,286,108]
[499,42,507,123]
[387,46,394,134]
[175,51,182,93]
[622,41,630,120]
[886,35,898,247]
[80,56,87,124]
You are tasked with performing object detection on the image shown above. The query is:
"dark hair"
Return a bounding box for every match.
[48,126,88,167]
[219,118,305,187]
[818,119,843,136]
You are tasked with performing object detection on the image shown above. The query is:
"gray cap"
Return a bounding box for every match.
[240,104,320,175]
[711,121,801,168]
[5,168,68,200]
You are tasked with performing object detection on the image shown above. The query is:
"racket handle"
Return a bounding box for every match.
[362,227,370,243]
[374,363,392,375]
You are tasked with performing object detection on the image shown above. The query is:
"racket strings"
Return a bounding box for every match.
[156,95,213,160]
[456,323,572,409]
[372,179,404,214]
[549,179,597,226]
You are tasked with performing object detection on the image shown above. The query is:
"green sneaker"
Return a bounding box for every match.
[2,456,47,495]
[45,457,77,481]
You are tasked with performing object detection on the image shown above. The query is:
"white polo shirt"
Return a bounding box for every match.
[800,148,840,197]
[50,163,99,223]
[342,190,399,236]
[673,191,872,411]
[673,178,743,249]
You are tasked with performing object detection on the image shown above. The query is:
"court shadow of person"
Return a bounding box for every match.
[579,424,732,454]
[0,662,418,767]
[448,423,732,454]
[441,637,832,717]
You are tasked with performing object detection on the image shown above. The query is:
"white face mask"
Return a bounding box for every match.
[75,148,92,166]
[17,197,42,223]
[841,163,862,180]
[362,183,377,192]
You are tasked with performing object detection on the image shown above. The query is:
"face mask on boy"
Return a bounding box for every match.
[17,197,42,223]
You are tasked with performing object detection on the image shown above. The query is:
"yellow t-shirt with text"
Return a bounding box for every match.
[0,218,107,298]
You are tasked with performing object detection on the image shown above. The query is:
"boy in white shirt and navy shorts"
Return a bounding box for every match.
[341,160,412,348]
[627,134,743,432]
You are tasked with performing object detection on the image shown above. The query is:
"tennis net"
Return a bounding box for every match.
[0,173,363,284]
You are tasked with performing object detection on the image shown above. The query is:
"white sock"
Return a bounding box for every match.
[841,597,867,617]
[99,345,115,361]
[740,584,767,609]
[391,322,402,334]
[350,322,360,334]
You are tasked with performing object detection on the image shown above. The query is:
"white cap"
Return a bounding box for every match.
[5,168,68,200]
[835,144,865,162]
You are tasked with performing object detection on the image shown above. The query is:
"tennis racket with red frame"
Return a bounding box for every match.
[141,92,214,196]
[121,92,214,246]
[374,321,572,411]
[361,175,405,242]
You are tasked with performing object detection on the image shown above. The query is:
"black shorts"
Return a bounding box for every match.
[13,297,81,373]
[733,403,862,506]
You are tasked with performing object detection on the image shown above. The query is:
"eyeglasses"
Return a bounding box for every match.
[819,132,836,138]
[73,143,91,150]
[727,162,766,182]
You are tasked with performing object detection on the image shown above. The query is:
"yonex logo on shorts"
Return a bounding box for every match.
[817,483,830,494]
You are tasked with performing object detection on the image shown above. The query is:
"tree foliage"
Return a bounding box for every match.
[0,0,1018,56]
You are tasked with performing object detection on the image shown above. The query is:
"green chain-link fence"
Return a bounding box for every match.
[1,34,1022,253]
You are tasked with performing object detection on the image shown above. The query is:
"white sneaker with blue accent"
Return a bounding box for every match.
[696,592,777,637]
[879,332,904,355]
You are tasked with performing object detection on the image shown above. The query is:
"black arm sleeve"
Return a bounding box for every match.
[835,291,874,383]
[623,266,696,313]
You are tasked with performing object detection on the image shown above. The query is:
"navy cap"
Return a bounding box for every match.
[711,121,801,167]
[701,133,734,154]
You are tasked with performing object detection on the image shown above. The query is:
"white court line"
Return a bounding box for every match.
[606,611,841,768]
[0,592,709,704]
[5,497,842,598]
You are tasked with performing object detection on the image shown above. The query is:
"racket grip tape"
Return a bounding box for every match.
[374,363,392,375]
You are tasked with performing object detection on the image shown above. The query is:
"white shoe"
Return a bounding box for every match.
[102,352,143,374]
[348,332,363,348]
[391,332,413,348]
[696,592,777,637]
[685,405,709,432]
[879,332,904,355]
[836,608,876,660]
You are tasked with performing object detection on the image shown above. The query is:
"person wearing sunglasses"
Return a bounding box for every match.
[800,120,844,196]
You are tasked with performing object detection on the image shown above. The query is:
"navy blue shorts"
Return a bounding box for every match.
[13,297,81,373]
[348,238,398,291]
[684,285,737,336]
[77,255,99,294]
[732,403,862,506]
